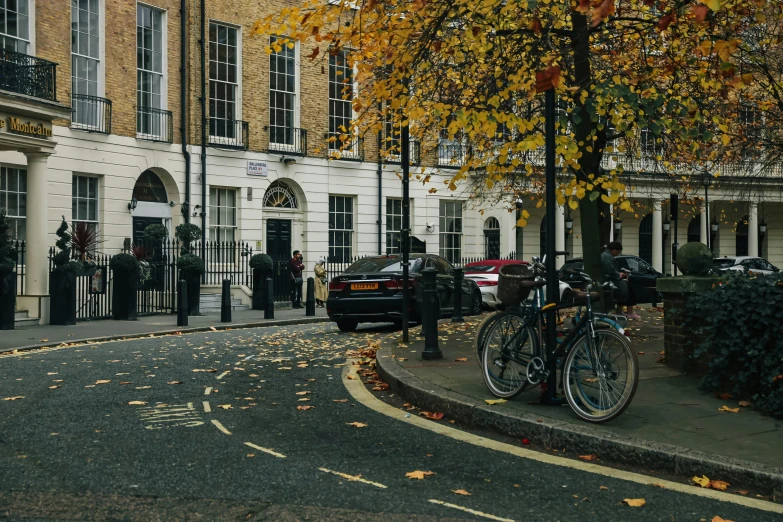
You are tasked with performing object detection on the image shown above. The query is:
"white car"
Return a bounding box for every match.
[464,260,570,309]
[713,256,779,275]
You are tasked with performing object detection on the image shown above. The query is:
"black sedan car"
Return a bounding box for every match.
[326,254,483,332]
[559,255,663,304]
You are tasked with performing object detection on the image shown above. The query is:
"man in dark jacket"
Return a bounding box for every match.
[289,250,305,308]
[601,241,637,319]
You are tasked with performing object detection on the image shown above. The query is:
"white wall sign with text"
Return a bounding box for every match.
[247,161,268,177]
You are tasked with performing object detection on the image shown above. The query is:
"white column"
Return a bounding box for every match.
[555,205,565,266]
[700,201,708,246]
[748,202,759,257]
[652,205,663,273]
[24,152,51,296]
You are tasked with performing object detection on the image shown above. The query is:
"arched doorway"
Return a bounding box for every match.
[131,169,173,244]
[263,180,300,262]
[736,215,749,256]
[639,213,653,265]
[484,217,500,259]
[687,216,700,243]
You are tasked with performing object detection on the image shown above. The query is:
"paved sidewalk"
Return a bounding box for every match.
[0,307,329,354]
[376,307,783,491]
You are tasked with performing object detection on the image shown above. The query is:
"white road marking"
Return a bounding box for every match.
[317,467,388,489]
[216,371,230,380]
[204,387,213,396]
[137,402,203,430]
[244,442,287,459]
[428,499,514,522]
[343,361,783,515]
[211,419,231,435]
[203,401,211,413]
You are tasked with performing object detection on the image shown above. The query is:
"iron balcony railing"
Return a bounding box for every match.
[437,141,468,168]
[208,118,249,150]
[265,126,307,156]
[325,134,364,161]
[71,94,112,134]
[384,140,420,166]
[0,49,58,102]
[136,106,173,143]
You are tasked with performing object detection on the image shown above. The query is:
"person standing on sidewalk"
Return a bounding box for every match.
[601,241,639,320]
[314,257,328,308]
[289,250,305,309]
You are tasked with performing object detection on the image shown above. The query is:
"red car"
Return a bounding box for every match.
[463,259,528,309]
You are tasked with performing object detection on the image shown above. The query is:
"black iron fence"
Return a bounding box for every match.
[326,135,365,161]
[14,240,25,296]
[266,126,308,156]
[72,94,112,134]
[198,240,254,287]
[437,142,468,168]
[0,49,58,101]
[137,106,173,143]
[208,118,249,150]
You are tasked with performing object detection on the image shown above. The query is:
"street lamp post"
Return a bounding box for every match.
[710,218,719,251]
[613,219,622,241]
[760,219,767,253]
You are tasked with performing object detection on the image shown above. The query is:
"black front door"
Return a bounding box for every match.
[266,219,292,261]
[133,217,163,245]
[484,230,500,259]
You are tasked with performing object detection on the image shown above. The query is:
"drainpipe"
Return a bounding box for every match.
[199,0,207,258]
[180,0,190,224]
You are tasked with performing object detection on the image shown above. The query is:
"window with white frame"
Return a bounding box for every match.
[72,0,101,128]
[640,127,661,156]
[739,105,761,161]
[209,22,238,139]
[439,200,462,264]
[72,175,98,235]
[0,167,26,241]
[209,188,237,243]
[386,198,402,255]
[136,4,164,139]
[269,36,297,146]
[329,195,353,263]
[0,0,29,53]
[328,49,355,156]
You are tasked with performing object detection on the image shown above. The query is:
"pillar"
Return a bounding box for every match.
[24,152,51,296]
[555,204,565,266]
[652,205,663,273]
[700,201,708,246]
[748,202,759,257]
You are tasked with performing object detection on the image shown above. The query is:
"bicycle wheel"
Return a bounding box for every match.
[481,314,538,399]
[474,310,505,367]
[563,329,638,423]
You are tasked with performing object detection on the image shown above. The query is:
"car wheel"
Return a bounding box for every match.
[336,319,359,332]
[469,290,483,316]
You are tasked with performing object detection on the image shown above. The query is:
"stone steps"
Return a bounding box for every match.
[14,310,39,328]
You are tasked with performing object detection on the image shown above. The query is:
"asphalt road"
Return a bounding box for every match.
[0,323,780,521]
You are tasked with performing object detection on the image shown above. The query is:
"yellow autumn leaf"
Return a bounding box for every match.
[709,480,730,491]
[704,0,720,11]
[406,470,435,480]
[485,399,507,405]
[717,405,739,413]
[620,200,632,211]
[623,498,646,507]
[691,475,711,487]
[346,421,368,427]
[452,489,471,496]
[568,199,579,210]
[521,210,530,219]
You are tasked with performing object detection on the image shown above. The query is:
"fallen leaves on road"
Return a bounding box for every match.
[419,411,445,420]
[48,385,60,389]
[716,392,733,400]
[452,489,471,496]
[650,483,666,488]
[599,486,609,490]
[333,399,349,403]
[710,480,730,491]
[295,391,311,396]
[167,380,182,385]
[134,386,151,390]
[578,454,599,461]
[371,383,389,391]
[692,475,711,488]
[346,422,367,428]
[209,326,217,331]
[296,405,314,411]
[2,396,24,401]
[738,401,752,408]
[484,399,507,405]
[218,404,232,410]
[192,368,217,373]
[622,498,646,507]
[405,470,435,480]
[95,380,111,384]
[691,475,730,490]
[128,401,147,405]
[712,517,735,522]
[637,351,645,355]
[718,405,740,413]
[454,358,468,362]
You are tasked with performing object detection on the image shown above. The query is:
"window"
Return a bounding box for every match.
[0,167,26,240]
[0,0,29,53]
[136,4,164,138]
[262,180,298,209]
[739,106,761,161]
[439,200,462,264]
[72,0,101,128]
[269,35,297,146]
[209,188,237,242]
[640,128,661,156]
[209,22,239,139]
[329,195,353,263]
[328,49,355,155]
[386,198,402,254]
[72,175,98,235]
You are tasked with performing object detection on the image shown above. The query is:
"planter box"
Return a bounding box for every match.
[112,270,138,321]
[0,271,16,330]
[50,270,76,326]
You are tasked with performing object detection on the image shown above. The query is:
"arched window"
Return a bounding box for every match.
[736,215,749,256]
[687,216,701,243]
[639,213,652,264]
[263,181,298,209]
[484,217,500,259]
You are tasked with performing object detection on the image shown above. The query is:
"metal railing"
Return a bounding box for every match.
[326,134,364,161]
[136,106,173,143]
[385,140,420,166]
[198,240,254,287]
[266,126,307,155]
[0,49,57,101]
[13,240,25,296]
[208,118,249,150]
[71,94,112,134]
[437,141,468,168]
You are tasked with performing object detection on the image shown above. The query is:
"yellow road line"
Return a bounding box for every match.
[428,499,514,522]
[204,387,213,396]
[342,361,783,515]
[216,371,230,380]
[317,467,388,489]
[203,401,211,413]
[211,419,231,435]
[244,442,286,459]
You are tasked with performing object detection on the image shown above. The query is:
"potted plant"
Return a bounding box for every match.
[70,221,103,275]
[177,253,205,315]
[142,223,168,290]
[249,253,274,311]
[109,253,139,321]
[0,212,18,330]
[49,217,78,326]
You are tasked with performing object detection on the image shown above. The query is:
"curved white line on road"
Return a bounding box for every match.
[318,467,388,489]
[428,499,515,522]
[244,442,287,459]
[211,419,232,435]
[342,361,783,515]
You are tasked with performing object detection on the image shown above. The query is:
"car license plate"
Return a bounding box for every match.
[351,283,378,290]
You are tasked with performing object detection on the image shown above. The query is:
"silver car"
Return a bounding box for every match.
[713,256,779,275]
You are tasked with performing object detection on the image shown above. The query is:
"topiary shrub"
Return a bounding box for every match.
[143,224,168,245]
[177,253,205,274]
[249,253,274,272]
[52,217,78,273]
[175,223,201,254]
[683,273,783,418]
[0,212,17,274]
[110,253,140,275]
[675,242,714,276]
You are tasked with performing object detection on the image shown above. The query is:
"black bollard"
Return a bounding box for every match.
[305,277,316,316]
[221,279,232,323]
[452,267,464,323]
[264,277,275,319]
[177,279,188,327]
[421,267,442,360]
